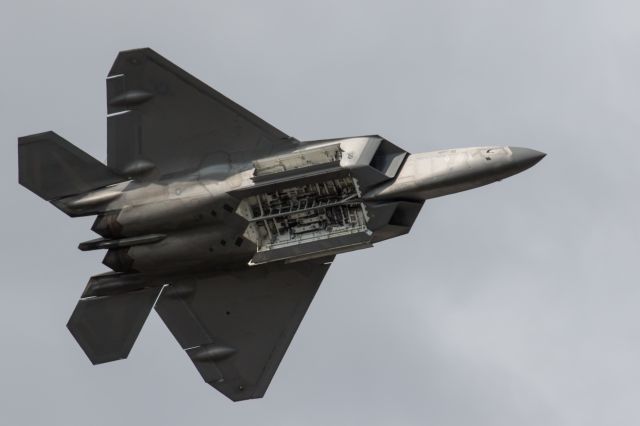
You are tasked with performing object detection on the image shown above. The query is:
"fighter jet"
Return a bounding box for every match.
[18,48,545,401]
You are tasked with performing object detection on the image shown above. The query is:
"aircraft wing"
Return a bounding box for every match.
[154,256,334,401]
[107,48,295,178]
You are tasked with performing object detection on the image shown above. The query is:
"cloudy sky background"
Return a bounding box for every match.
[1,1,639,424]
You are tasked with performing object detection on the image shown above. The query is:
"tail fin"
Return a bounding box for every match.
[18,131,123,201]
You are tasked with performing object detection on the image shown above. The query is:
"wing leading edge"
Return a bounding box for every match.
[155,257,334,401]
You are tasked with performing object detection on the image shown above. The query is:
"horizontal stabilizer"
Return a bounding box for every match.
[67,286,163,364]
[18,131,123,201]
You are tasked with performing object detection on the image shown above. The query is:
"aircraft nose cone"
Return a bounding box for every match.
[509,147,546,171]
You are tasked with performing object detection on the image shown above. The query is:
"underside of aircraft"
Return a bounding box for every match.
[18,48,544,401]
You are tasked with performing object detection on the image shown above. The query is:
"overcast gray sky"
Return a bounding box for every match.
[2,1,639,425]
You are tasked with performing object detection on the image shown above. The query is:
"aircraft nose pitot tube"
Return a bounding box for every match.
[364,146,545,201]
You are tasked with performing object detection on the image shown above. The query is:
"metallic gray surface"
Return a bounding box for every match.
[364,146,546,201]
[106,48,296,178]
[17,48,544,402]
[78,234,166,251]
[18,132,124,201]
[4,4,639,424]
[156,257,332,401]
[66,286,164,365]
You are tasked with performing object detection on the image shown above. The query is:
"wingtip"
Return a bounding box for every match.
[109,48,157,76]
[18,131,58,145]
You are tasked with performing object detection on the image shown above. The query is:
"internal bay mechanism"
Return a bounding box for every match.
[237,177,370,263]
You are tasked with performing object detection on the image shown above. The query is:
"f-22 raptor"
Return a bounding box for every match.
[18,48,545,401]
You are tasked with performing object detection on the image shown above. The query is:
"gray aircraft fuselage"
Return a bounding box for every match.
[17,48,545,401]
[64,141,543,281]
